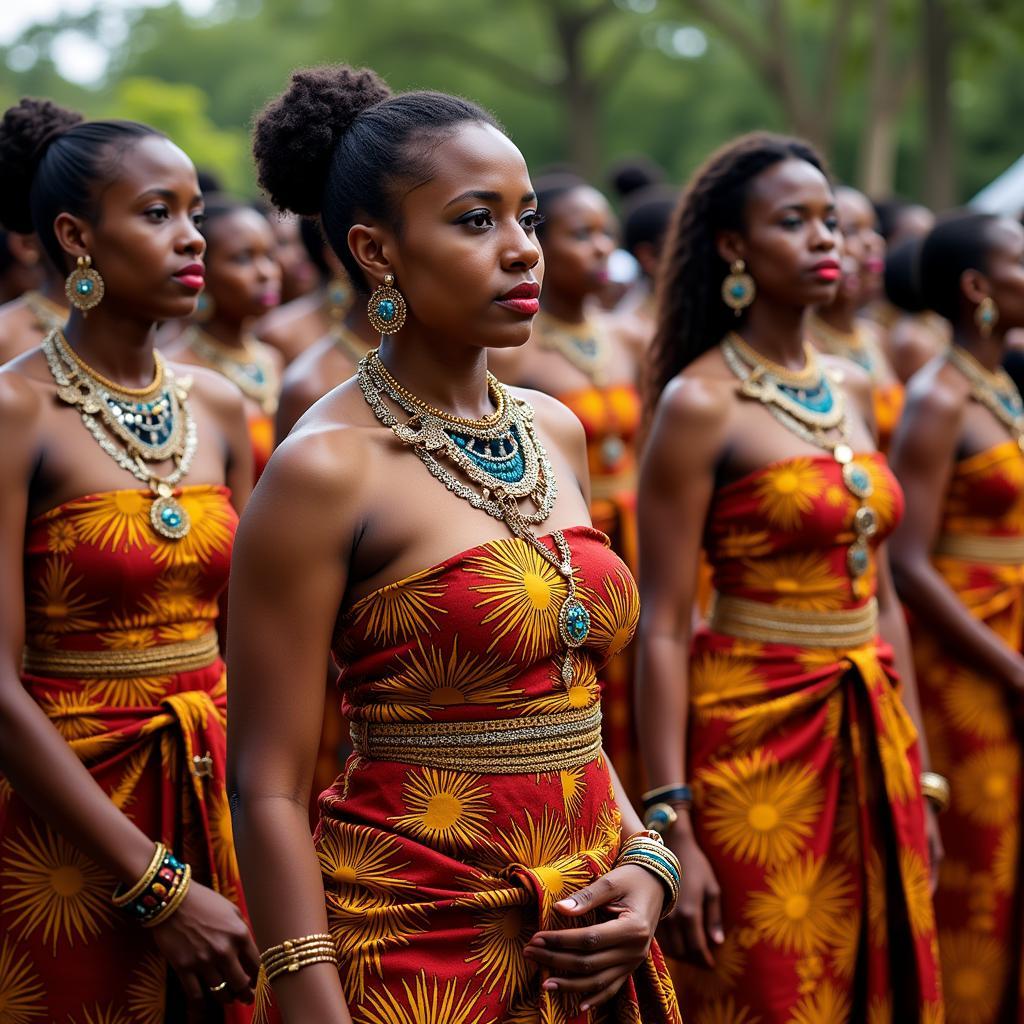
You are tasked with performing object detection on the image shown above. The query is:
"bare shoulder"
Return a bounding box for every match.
[509,385,585,448]
[822,353,872,405]
[654,362,735,436]
[173,362,246,419]
[254,293,321,346]
[901,356,966,422]
[280,336,336,400]
[0,358,47,460]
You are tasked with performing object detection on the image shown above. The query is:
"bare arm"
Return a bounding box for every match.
[188,367,253,515]
[227,427,363,1023]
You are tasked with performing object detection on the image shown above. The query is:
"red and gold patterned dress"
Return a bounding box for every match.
[680,454,942,1022]
[909,439,1024,1024]
[308,526,680,1023]
[557,386,642,802]
[0,485,257,1023]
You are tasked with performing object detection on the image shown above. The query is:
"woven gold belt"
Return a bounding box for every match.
[933,533,1024,565]
[350,704,603,773]
[709,594,879,648]
[22,631,220,678]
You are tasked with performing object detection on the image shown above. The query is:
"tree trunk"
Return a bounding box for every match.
[553,10,601,178]
[923,0,955,207]
[858,0,898,195]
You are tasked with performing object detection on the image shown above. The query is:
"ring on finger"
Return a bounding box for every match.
[209,981,228,994]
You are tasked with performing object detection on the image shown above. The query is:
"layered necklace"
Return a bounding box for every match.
[24,291,67,333]
[808,314,881,380]
[948,345,1024,451]
[359,349,592,684]
[534,312,610,387]
[185,327,279,416]
[42,329,196,539]
[722,332,879,595]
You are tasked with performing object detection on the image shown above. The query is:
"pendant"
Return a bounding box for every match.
[842,461,874,500]
[558,596,591,649]
[150,495,191,540]
[832,443,854,465]
[854,505,878,537]
[847,540,870,579]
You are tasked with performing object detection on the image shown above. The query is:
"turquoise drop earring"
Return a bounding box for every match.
[65,255,105,315]
[367,274,407,335]
[721,259,755,316]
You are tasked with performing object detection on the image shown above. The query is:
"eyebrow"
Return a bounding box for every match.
[136,188,204,205]
[444,190,537,209]
[779,202,836,213]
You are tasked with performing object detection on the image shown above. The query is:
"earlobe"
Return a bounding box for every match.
[52,212,92,267]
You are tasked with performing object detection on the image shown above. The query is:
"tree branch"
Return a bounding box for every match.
[820,0,857,130]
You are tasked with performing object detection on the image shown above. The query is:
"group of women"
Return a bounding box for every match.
[0,60,1021,1024]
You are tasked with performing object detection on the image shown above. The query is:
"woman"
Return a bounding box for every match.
[889,212,1024,1024]
[808,185,905,451]
[0,231,69,365]
[0,98,258,1019]
[491,174,644,798]
[266,209,319,307]
[636,132,943,1022]
[227,65,681,1024]
[165,196,283,482]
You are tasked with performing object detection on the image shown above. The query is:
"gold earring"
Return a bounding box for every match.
[975,296,999,338]
[366,273,407,335]
[65,255,105,315]
[721,259,755,316]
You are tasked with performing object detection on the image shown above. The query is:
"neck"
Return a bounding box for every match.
[41,275,69,309]
[345,298,376,344]
[813,293,857,334]
[954,325,1005,373]
[62,305,158,389]
[378,327,493,421]
[199,314,247,349]
[540,289,589,325]
[735,301,809,370]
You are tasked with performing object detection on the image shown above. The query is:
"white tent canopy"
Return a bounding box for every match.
[970,154,1024,216]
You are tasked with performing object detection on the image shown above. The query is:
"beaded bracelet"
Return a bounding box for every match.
[112,844,192,926]
[111,842,167,908]
[143,863,192,928]
[616,831,681,919]
[261,933,338,984]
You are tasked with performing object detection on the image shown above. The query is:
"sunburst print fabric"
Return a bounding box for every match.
[908,439,1024,1024]
[1,485,261,1022]
[677,453,942,1022]
[260,525,680,1023]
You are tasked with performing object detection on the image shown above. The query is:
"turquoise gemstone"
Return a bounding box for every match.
[161,507,182,528]
[564,601,591,644]
[77,279,93,295]
[730,283,746,298]
[377,299,396,322]
[848,545,869,575]
[850,468,870,491]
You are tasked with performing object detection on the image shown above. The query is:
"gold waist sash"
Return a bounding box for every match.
[22,631,220,679]
[709,593,879,648]
[350,704,603,774]
[933,533,1024,565]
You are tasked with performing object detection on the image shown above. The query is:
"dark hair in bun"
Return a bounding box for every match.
[253,64,499,292]
[883,237,926,314]
[918,212,999,323]
[0,97,164,270]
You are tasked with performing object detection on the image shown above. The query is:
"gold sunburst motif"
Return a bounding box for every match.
[690,652,763,702]
[326,889,427,1002]
[108,749,150,811]
[746,852,853,955]
[85,673,169,708]
[149,489,235,568]
[350,565,448,645]
[68,1006,133,1024]
[787,982,851,1024]
[98,613,155,650]
[921,1001,945,1024]
[520,658,601,715]
[466,904,534,1001]
[37,690,105,742]
[867,995,893,1024]
[699,750,823,866]
[993,825,1018,894]
[693,997,762,1024]
[66,490,152,553]
[585,568,639,662]
[208,786,240,887]
[358,973,493,1024]
[900,847,936,939]
[46,517,78,554]
[27,557,103,634]
[374,637,521,716]
[952,744,1020,827]
[941,668,1010,740]
[753,457,827,530]
[559,767,586,822]
[718,684,827,749]
[124,952,165,1024]
[866,848,888,948]
[940,929,1006,1024]
[740,553,848,612]
[1,822,113,952]
[829,907,862,980]
[161,689,216,741]
[318,826,414,897]
[875,688,919,803]
[716,527,774,559]
[467,539,566,661]
[676,931,746,1002]
[0,937,46,1024]
[389,769,492,852]
[140,565,210,622]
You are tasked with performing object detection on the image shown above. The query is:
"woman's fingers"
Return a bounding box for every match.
[542,964,628,1007]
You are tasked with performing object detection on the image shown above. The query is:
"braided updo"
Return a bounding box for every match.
[0,97,164,270]
[252,64,499,292]
[648,132,827,407]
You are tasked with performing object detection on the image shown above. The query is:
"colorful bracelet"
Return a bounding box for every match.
[113,843,192,926]
[643,802,680,834]
[920,771,951,813]
[112,842,167,908]
[143,863,192,928]
[261,933,338,984]
[641,783,693,810]
[616,831,681,919]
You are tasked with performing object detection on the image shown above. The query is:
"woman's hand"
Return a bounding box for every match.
[150,882,260,1006]
[924,802,944,894]
[661,820,724,967]
[523,864,664,1012]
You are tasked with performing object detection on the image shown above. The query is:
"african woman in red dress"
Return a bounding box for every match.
[228,66,681,1024]
[0,99,261,1020]
[636,133,943,1022]
[889,212,1024,1024]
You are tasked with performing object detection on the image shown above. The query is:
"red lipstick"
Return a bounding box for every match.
[495,281,540,316]
[173,262,205,291]
[810,259,841,282]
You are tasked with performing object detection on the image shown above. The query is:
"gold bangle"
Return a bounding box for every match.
[260,932,333,962]
[641,783,691,804]
[112,842,167,907]
[920,771,951,813]
[143,863,192,928]
[265,952,337,984]
[261,944,337,974]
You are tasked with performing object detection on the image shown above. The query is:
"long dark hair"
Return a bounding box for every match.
[648,132,827,408]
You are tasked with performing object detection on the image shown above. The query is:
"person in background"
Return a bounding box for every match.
[0,96,259,1021]
[266,209,320,306]
[889,211,1024,1024]
[637,132,942,1022]
[164,195,283,482]
[0,228,69,364]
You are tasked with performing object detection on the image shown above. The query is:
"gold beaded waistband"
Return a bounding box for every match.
[22,631,220,678]
[933,533,1024,565]
[349,704,603,774]
[709,594,879,648]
